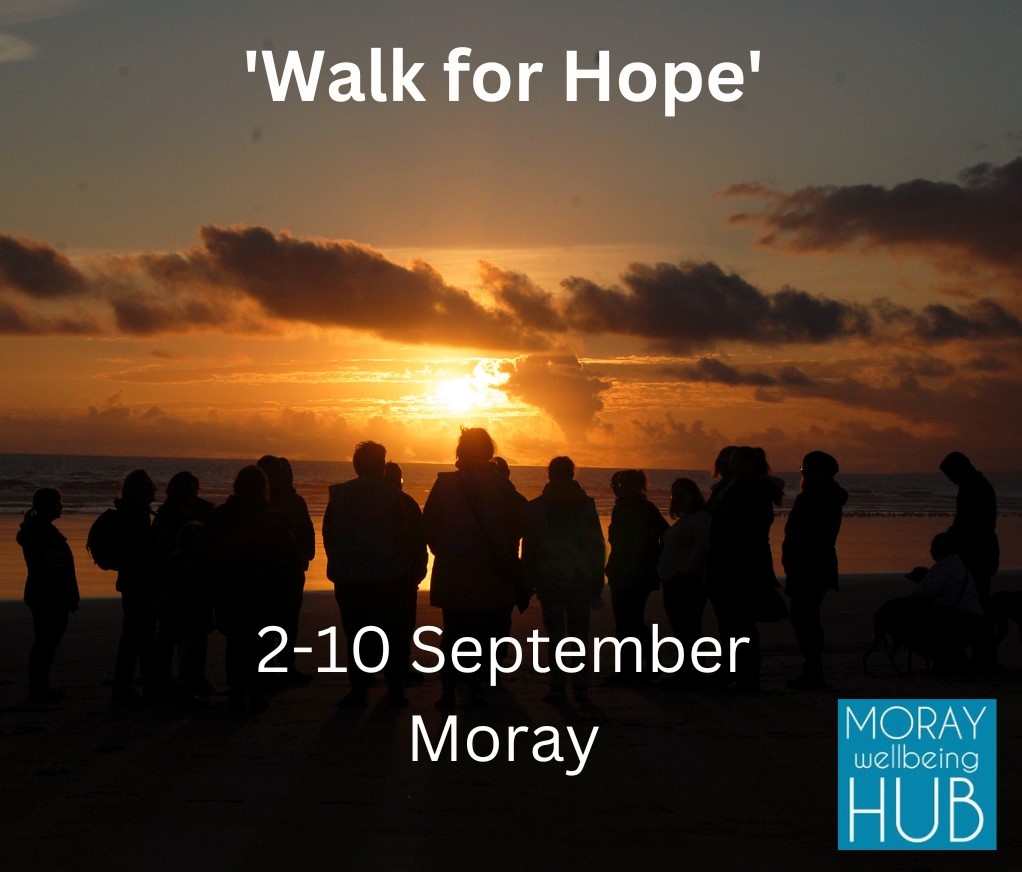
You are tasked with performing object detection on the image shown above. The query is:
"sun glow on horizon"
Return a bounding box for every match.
[434,359,512,415]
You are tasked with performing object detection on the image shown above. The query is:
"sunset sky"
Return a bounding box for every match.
[2,0,1021,472]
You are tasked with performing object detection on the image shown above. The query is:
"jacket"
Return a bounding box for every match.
[18,515,80,611]
[523,479,605,604]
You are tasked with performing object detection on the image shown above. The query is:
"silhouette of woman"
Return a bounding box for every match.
[782,451,847,690]
[940,451,999,608]
[18,488,80,702]
[657,478,711,684]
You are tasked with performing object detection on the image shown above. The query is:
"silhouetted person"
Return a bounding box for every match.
[153,471,215,556]
[782,451,847,690]
[705,445,738,513]
[208,465,300,713]
[258,455,316,681]
[423,427,528,708]
[493,455,530,665]
[656,478,711,685]
[110,470,158,703]
[384,461,429,684]
[606,469,668,679]
[152,470,215,699]
[18,488,80,702]
[752,446,785,507]
[708,447,780,692]
[323,442,417,708]
[911,532,992,670]
[162,520,215,697]
[940,451,999,609]
[523,456,605,703]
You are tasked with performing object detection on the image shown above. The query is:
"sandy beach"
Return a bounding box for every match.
[2,573,1022,871]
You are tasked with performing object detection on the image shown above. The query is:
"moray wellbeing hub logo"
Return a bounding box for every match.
[838,699,996,850]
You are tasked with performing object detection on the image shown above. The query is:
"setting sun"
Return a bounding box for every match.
[433,360,512,415]
[437,378,477,413]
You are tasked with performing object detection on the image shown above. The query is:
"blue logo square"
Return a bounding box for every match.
[838,699,996,850]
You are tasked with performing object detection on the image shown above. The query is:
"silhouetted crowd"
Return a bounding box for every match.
[16,432,1003,706]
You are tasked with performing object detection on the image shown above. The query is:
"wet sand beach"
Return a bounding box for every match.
[2,574,1022,871]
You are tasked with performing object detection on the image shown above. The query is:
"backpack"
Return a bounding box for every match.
[87,509,124,571]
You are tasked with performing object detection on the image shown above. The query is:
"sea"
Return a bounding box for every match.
[2,453,1021,600]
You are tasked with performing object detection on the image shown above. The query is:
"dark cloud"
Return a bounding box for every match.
[561,261,873,351]
[965,355,1009,373]
[889,355,956,379]
[912,300,1022,341]
[873,296,1022,341]
[0,234,88,298]
[3,225,1019,357]
[778,366,813,386]
[725,156,1022,289]
[477,262,566,332]
[661,357,778,386]
[566,263,1018,351]
[108,292,239,336]
[0,297,99,335]
[500,352,611,439]
[144,226,547,350]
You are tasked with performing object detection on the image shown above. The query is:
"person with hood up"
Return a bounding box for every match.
[523,456,605,704]
[782,451,848,690]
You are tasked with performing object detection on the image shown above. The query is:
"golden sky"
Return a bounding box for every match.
[2,2,1021,472]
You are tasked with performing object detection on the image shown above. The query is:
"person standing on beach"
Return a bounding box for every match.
[18,488,80,702]
[152,470,215,699]
[657,478,711,686]
[781,451,847,690]
[707,447,780,693]
[208,465,300,713]
[705,446,737,513]
[109,470,158,703]
[323,441,417,708]
[493,455,530,666]
[383,461,429,684]
[940,451,999,609]
[257,455,316,681]
[523,456,605,704]
[422,428,527,708]
[605,468,668,680]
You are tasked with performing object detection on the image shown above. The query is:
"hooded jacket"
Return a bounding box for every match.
[524,479,605,604]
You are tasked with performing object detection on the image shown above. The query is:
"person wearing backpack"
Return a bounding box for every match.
[18,488,80,702]
[109,470,158,702]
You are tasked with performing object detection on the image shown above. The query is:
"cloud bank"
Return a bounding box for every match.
[725,156,1022,292]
